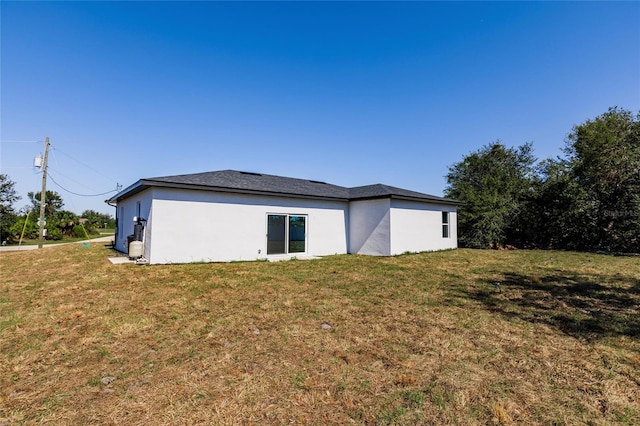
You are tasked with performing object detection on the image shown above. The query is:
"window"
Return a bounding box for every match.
[267,214,306,255]
[442,211,450,238]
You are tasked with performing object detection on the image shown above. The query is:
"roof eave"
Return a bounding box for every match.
[106,180,148,203]
[350,194,461,205]
[110,179,350,203]
[391,194,462,206]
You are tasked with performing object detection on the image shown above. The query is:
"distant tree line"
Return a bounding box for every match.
[0,179,115,243]
[445,107,639,253]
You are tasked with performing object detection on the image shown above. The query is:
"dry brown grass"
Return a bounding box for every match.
[1,245,638,425]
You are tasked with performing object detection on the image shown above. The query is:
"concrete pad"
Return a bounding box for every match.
[108,257,135,265]
[267,255,321,262]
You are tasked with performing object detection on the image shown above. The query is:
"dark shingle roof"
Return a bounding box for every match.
[144,170,351,199]
[349,184,458,204]
[109,170,459,205]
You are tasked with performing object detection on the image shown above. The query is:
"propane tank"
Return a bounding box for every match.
[129,240,143,258]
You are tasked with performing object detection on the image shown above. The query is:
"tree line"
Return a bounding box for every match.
[0,181,115,243]
[445,107,639,253]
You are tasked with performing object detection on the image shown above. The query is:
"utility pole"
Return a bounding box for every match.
[38,137,50,249]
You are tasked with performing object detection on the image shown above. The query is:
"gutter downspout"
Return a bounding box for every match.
[106,199,118,248]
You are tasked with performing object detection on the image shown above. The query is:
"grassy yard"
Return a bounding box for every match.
[1,245,638,425]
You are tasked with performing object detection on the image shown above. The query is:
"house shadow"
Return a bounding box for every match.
[460,270,640,341]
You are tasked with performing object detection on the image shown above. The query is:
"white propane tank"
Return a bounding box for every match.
[129,240,143,258]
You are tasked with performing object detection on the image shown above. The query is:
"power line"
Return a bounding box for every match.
[7,137,122,197]
[4,139,117,186]
[47,172,119,197]
[47,166,96,190]
[0,140,42,144]
[49,148,80,213]
[50,145,115,183]
[0,166,35,169]
[47,161,118,194]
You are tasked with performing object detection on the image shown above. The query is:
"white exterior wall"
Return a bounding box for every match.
[114,189,153,254]
[146,188,348,264]
[348,198,391,256]
[390,200,457,254]
[113,188,458,264]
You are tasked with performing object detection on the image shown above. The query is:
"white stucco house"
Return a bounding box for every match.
[107,170,459,264]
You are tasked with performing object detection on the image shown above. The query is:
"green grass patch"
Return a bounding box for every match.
[0,245,638,424]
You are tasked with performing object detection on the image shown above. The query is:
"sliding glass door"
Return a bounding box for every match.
[267,215,286,254]
[267,214,306,255]
[288,215,306,253]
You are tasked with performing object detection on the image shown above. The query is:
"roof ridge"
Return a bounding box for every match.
[110,169,460,205]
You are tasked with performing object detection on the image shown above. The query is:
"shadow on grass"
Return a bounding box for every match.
[462,271,640,340]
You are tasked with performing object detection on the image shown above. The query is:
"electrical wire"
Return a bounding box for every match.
[50,145,115,182]
[47,165,120,194]
[49,148,98,191]
[49,148,80,213]
[4,138,121,197]
[0,140,42,144]
[0,166,34,169]
[47,172,119,197]
[46,142,121,199]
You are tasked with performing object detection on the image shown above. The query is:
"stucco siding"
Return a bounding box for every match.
[112,185,457,264]
[114,189,153,255]
[390,199,457,254]
[146,188,348,264]
[348,198,391,256]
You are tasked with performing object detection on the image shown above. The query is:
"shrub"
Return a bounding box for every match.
[9,217,38,240]
[47,228,63,240]
[73,225,87,238]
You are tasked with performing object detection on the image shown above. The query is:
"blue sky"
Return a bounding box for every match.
[2,1,638,215]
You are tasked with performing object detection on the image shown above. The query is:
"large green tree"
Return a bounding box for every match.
[27,190,65,218]
[563,107,640,252]
[445,108,639,252]
[0,174,20,241]
[445,141,536,248]
[526,158,596,250]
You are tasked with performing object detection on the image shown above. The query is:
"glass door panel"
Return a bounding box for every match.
[288,215,306,253]
[267,215,286,254]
